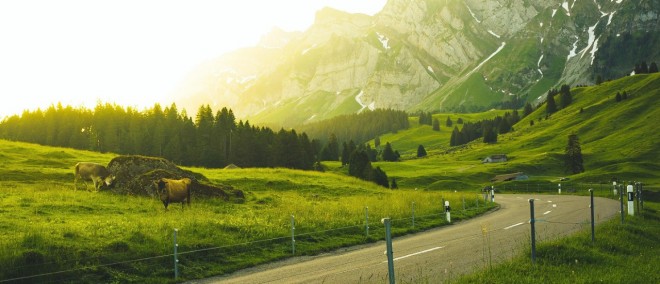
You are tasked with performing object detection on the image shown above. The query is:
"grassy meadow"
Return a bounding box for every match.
[0,74,658,282]
[0,140,494,283]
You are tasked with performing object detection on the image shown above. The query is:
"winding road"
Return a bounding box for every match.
[189,194,620,283]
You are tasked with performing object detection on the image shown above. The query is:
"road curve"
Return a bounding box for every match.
[189,194,620,283]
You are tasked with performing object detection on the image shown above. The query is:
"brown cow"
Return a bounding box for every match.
[154,178,192,210]
[74,162,115,191]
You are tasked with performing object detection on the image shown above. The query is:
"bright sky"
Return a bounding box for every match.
[0,0,386,119]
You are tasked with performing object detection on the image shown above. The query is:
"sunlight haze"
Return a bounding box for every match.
[0,0,386,119]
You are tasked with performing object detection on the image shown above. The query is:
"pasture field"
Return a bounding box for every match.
[372,74,660,189]
[0,139,495,283]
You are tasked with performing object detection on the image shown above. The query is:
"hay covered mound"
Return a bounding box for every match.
[106,155,242,200]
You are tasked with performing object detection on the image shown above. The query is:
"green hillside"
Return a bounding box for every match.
[372,74,660,190]
[0,74,657,282]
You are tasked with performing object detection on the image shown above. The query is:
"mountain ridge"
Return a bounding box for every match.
[172,0,659,127]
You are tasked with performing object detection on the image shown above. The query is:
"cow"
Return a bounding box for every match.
[153,178,192,210]
[74,162,115,191]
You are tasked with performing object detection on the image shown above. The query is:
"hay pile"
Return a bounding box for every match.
[106,155,242,200]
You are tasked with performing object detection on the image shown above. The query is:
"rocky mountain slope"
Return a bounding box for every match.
[172,0,659,127]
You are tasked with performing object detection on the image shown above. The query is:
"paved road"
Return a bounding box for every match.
[190,194,620,283]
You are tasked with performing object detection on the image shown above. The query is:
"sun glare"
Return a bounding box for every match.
[0,0,385,119]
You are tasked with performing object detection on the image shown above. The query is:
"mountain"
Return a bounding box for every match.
[172,0,659,127]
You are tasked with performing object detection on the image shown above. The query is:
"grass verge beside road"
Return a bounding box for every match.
[456,197,660,283]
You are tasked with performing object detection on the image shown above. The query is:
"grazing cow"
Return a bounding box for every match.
[74,162,115,191]
[154,178,192,210]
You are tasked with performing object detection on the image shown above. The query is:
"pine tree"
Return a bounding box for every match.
[450,126,460,146]
[372,167,389,188]
[417,145,427,157]
[432,118,440,131]
[349,150,372,180]
[446,116,453,127]
[382,142,398,161]
[565,133,584,174]
[546,91,557,114]
[559,84,572,109]
[523,102,534,117]
[615,92,622,102]
[650,62,659,73]
[390,178,398,189]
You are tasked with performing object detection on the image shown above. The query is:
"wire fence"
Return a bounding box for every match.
[0,183,651,283]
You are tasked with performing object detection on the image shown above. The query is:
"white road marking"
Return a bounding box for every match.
[504,222,524,230]
[383,247,444,263]
[543,211,552,215]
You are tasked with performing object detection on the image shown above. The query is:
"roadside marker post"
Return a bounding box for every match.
[412,202,415,229]
[620,183,625,224]
[382,218,395,284]
[173,228,179,280]
[365,207,369,237]
[613,181,617,195]
[558,183,561,194]
[291,215,296,255]
[490,189,495,202]
[627,184,635,216]
[589,189,595,243]
[529,199,536,264]
[445,201,451,223]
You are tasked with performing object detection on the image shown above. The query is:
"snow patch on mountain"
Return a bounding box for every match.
[355,90,375,113]
[607,11,616,26]
[488,30,501,38]
[537,54,544,76]
[467,42,506,76]
[580,21,599,60]
[567,38,579,61]
[376,32,391,50]
[427,66,434,73]
[466,3,481,23]
[562,1,570,16]
[552,9,558,17]
[302,44,318,55]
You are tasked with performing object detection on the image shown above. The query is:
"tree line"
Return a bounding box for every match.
[0,103,320,170]
[297,109,410,145]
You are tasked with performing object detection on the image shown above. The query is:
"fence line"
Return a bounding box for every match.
[2,185,641,282]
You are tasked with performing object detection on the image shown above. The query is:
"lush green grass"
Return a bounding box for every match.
[455,200,660,283]
[1,74,657,282]
[370,74,660,190]
[0,139,494,283]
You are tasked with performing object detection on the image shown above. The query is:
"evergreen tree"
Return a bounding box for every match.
[640,61,649,74]
[348,150,372,180]
[372,167,389,188]
[390,178,398,189]
[565,133,584,174]
[374,136,381,148]
[559,84,572,109]
[432,118,440,131]
[450,126,460,146]
[457,117,464,124]
[622,91,628,100]
[523,102,534,117]
[650,62,659,73]
[417,145,427,157]
[615,92,622,102]
[341,141,350,166]
[446,116,453,127]
[382,142,398,161]
[546,91,557,114]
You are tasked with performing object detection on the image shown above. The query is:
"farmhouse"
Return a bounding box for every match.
[490,172,528,182]
[482,154,508,163]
